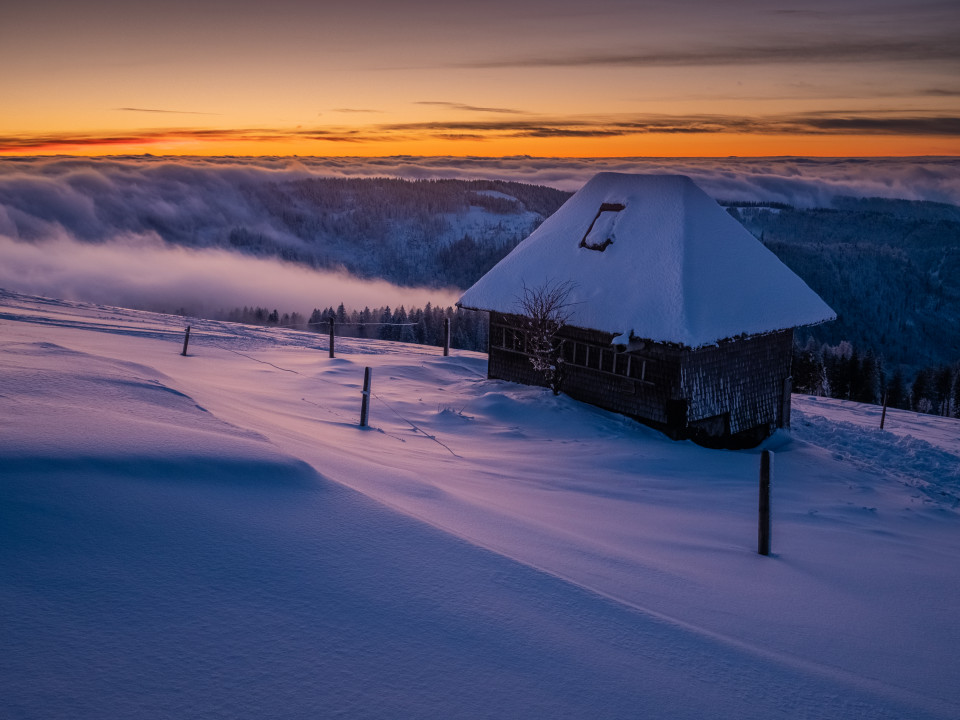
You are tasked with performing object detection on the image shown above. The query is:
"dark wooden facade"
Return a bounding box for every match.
[488,312,793,448]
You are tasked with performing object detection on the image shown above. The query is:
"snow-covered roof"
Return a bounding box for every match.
[458,173,835,348]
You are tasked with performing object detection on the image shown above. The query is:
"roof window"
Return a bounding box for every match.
[580,203,624,252]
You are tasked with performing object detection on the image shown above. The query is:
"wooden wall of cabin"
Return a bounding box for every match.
[487,313,683,429]
[487,313,795,446]
[680,329,794,436]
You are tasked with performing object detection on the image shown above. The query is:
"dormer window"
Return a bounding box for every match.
[579,202,624,251]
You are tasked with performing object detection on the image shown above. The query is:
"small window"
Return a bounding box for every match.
[574,343,588,367]
[508,328,525,352]
[580,202,624,252]
[628,358,647,381]
[599,349,613,373]
[615,353,630,376]
[491,323,527,353]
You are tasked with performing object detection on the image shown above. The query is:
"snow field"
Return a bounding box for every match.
[1,291,958,719]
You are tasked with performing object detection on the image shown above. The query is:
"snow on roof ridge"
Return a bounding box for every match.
[458,172,835,348]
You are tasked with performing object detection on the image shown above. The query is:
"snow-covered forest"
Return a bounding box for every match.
[728,198,960,370]
[217,302,489,353]
[228,177,569,286]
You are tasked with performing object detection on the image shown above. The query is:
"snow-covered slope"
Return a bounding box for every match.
[1,290,958,719]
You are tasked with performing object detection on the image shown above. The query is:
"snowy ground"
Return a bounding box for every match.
[2,289,958,720]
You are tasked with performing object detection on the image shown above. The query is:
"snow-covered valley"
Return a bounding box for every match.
[2,290,958,719]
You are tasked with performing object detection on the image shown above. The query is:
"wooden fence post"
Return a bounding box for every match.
[329,317,335,358]
[359,367,372,427]
[443,317,450,357]
[181,326,191,356]
[758,450,772,556]
[880,392,888,430]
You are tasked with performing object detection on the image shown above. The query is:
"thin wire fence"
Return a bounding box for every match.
[179,320,470,458]
[280,321,420,329]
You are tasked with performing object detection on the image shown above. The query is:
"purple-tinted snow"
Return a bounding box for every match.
[1,291,957,720]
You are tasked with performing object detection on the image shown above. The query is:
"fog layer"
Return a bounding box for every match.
[0,233,457,316]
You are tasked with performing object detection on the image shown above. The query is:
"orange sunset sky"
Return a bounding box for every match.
[2,0,958,157]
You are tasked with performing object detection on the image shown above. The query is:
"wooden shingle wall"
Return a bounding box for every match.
[488,313,683,429]
[487,313,794,446]
[680,330,793,435]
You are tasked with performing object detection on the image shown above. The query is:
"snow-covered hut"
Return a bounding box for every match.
[457,173,835,448]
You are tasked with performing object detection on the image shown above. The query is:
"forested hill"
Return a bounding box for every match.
[725,198,960,370]
[232,178,571,287]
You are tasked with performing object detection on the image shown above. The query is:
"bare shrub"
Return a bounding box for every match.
[518,280,575,395]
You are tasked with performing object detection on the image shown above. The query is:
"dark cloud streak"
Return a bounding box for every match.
[415,101,526,115]
[115,107,221,115]
[799,116,960,134]
[456,38,960,69]
[377,113,960,138]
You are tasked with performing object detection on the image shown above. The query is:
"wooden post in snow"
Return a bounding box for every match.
[181,326,191,356]
[443,317,451,357]
[758,450,772,556]
[359,367,372,427]
[329,317,335,358]
[880,392,888,430]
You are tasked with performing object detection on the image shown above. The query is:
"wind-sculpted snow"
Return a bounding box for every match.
[793,396,960,507]
[2,290,959,719]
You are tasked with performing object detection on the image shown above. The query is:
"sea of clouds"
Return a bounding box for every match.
[1,155,957,315]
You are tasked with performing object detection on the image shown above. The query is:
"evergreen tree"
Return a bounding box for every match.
[934,365,953,416]
[885,368,907,410]
[911,368,933,413]
[792,338,825,395]
[824,346,851,399]
[410,308,426,344]
[378,307,393,340]
[392,306,411,343]
[953,367,960,419]
[852,350,879,404]
[846,347,861,401]
[358,307,372,339]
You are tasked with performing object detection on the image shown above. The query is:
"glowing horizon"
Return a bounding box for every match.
[1,131,958,159]
[3,0,958,158]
